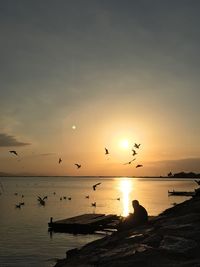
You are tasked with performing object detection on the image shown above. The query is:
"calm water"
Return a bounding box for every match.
[0,176,197,267]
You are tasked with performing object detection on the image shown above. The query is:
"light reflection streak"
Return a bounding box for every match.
[119,179,133,217]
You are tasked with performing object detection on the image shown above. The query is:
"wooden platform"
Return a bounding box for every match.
[48,213,120,234]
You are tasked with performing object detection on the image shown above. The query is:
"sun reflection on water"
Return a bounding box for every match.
[119,179,133,217]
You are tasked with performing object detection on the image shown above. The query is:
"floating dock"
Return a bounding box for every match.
[48,213,120,234]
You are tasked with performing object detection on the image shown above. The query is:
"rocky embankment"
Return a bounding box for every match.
[55,196,200,267]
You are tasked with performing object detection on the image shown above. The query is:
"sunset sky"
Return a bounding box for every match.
[0,1,199,176]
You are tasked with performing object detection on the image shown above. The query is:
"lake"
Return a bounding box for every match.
[0,176,197,267]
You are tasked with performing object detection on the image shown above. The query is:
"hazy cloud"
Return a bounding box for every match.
[0,133,30,147]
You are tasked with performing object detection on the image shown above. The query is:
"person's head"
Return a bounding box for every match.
[132,200,139,209]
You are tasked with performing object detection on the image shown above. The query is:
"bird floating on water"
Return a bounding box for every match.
[91,202,96,207]
[85,195,89,199]
[93,182,101,191]
[75,163,81,169]
[59,158,62,164]
[9,150,18,156]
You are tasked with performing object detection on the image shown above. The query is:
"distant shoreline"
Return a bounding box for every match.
[0,175,199,179]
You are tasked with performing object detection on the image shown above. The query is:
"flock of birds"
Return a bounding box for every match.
[8,142,143,169]
[13,181,105,209]
[8,142,143,208]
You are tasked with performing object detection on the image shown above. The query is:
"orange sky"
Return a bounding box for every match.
[0,1,200,176]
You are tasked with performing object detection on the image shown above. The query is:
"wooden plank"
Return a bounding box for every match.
[54,214,104,224]
[48,213,119,234]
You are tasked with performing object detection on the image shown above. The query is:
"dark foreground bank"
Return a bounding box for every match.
[54,196,200,267]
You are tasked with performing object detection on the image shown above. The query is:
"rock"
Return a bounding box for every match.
[159,235,198,255]
[54,197,200,267]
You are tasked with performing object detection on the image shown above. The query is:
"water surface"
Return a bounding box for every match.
[0,176,197,267]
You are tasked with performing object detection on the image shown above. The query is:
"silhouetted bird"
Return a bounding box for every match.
[15,204,21,208]
[63,196,66,200]
[37,196,46,206]
[9,150,18,156]
[105,148,109,155]
[136,164,143,168]
[123,158,136,165]
[132,149,137,156]
[19,202,25,205]
[168,172,173,177]
[85,195,89,199]
[68,197,71,200]
[117,197,120,201]
[75,163,81,169]
[134,143,141,149]
[91,202,96,207]
[59,158,62,164]
[93,182,101,191]
[60,197,62,201]
[21,194,24,198]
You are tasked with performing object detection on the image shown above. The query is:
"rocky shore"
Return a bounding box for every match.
[54,196,200,267]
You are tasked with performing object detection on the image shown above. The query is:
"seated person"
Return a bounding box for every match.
[118,200,148,231]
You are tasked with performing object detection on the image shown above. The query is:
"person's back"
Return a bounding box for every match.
[132,200,148,225]
[118,200,148,231]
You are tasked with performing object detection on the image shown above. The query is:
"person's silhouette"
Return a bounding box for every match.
[118,200,148,231]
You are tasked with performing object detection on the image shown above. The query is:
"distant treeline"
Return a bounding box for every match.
[172,172,200,178]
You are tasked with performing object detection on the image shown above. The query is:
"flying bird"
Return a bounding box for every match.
[132,149,137,156]
[93,182,101,191]
[105,148,109,155]
[123,158,136,165]
[37,196,46,206]
[75,163,81,169]
[59,158,62,164]
[134,143,141,149]
[9,150,18,156]
[136,164,143,168]
[91,202,96,207]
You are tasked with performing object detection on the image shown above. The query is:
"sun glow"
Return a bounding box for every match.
[119,179,133,217]
[120,139,129,149]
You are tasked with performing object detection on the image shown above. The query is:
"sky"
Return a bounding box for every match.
[0,0,200,176]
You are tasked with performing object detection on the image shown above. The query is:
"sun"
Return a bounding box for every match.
[120,139,129,149]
